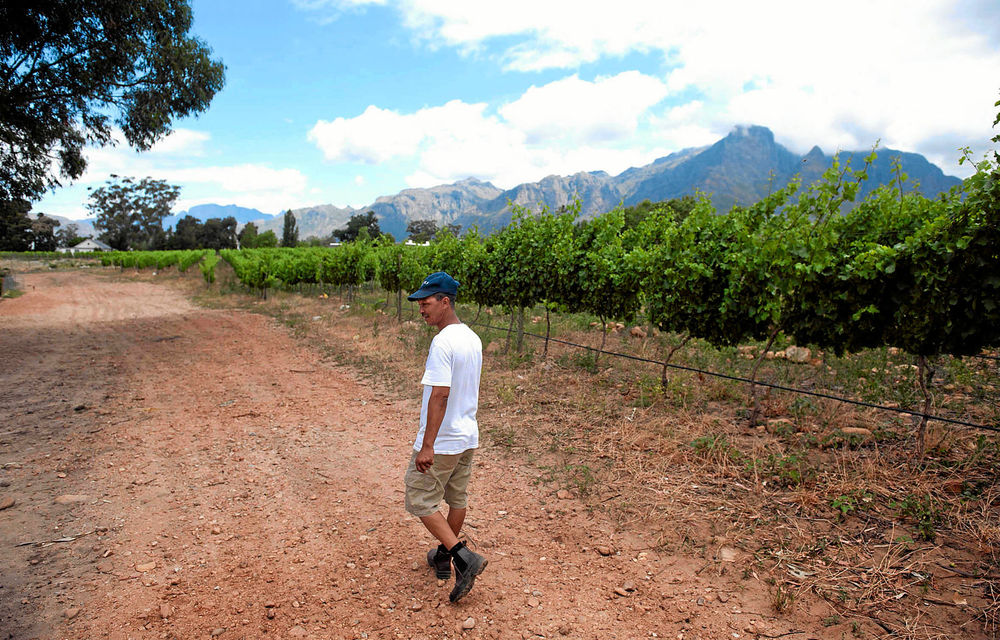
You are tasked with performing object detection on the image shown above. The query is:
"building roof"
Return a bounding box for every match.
[74,238,113,251]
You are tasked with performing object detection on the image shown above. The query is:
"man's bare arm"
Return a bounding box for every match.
[416,385,449,473]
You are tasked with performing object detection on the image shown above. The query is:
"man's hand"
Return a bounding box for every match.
[416,444,434,473]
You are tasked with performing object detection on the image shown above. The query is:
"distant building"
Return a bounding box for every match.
[59,238,113,253]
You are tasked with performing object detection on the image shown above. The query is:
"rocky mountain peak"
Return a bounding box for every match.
[244,125,961,239]
[728,124,775,142]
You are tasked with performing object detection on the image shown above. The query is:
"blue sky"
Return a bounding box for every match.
[35,0,1000,222]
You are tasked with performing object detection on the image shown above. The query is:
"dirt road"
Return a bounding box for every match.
[1,270,816,640]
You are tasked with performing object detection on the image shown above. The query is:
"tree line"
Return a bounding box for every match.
[0,170,470,251]
[0,200,85,251]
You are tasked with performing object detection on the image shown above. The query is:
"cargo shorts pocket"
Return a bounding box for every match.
[404,467,443,517]
[404,467,439,491]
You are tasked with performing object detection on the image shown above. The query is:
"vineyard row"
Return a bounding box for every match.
[93,152,998,366]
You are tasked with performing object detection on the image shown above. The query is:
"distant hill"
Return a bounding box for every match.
[188,125,967,240]
[53,205,273,240]
[42,215,96,238]
[164,204,273,229]
[619,125,960,212]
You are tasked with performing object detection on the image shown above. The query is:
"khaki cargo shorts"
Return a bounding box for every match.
[403,448,475,518]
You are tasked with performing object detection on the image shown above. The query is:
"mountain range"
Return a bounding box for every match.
[60,125,962,241]
[253,125,961,239]
[163,204,275,229]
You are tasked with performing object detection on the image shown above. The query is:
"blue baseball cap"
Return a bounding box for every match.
[407,271,459,301]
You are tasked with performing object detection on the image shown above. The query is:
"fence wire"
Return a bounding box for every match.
[467,321,1000,434]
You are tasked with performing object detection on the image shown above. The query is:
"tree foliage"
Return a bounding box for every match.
[281,210,298,247]
[405,219,460,243]
[238,221,259,249]
[55,222,84,248]
[168,214,200,249]
[406,219,438,243]
[621,196,697,230]
[256,229,278,248]
[0,0,225,203]
[334,211,380,243]
[0,198,33,250]
[162,214,238,250]
[0,199,74,250]
[197,216,237,250]
[30,213,61,251]
[89,176,179,250]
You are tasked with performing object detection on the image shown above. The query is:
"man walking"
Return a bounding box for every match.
[403,271,487,603]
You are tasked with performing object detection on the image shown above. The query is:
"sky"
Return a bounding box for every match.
[34,0,1000,222]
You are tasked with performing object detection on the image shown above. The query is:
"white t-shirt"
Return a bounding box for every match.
[414,323,483,454]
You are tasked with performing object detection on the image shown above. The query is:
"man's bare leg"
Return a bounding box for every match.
[419,512,459,549]
[447,507,466,537]
[420,507,467,548]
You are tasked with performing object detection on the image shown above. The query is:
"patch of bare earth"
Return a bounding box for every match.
[1,265,996,640]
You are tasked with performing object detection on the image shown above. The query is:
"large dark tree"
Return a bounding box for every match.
[197,216,237,250]
[281,210,298,247]
[30,213,60,251]
[406,219,438,243]
[168,214,200,249]
[0,198,32,250]
[256,229,278,247]
[89,176,179,250]
[238,221,259,249]
[333,211,380,243]
[405,219,462,242]
[0,1,226,203]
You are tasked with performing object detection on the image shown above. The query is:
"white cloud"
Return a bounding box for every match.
[290,0,386,25]
[291,0,385,8]
[309,72,683,189]
[34,137,311,218]
[310,99,524,168]
[164,165,306,194]
[499,72,668,144]
[386,0,999,176]
[397,1,657,68]
[46,130,312,214]
[159,165,309,213]
[309,104,429,163]
[147,128,211,156]
[64,128,214,187]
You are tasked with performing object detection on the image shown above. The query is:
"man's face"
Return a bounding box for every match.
[418,295,449,327]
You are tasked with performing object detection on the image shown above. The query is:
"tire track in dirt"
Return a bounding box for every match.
[1,270,805,640]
